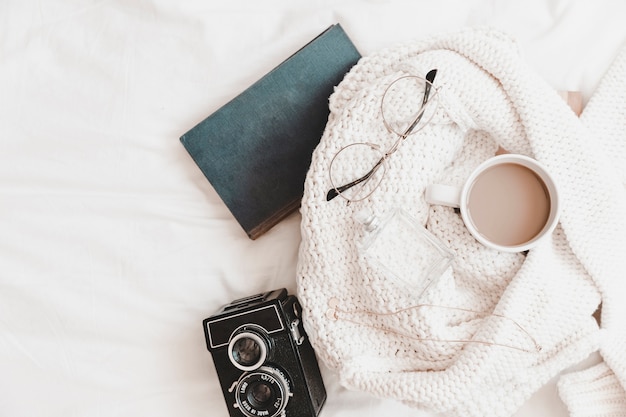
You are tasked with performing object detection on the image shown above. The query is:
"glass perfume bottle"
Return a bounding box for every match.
[356,208,454,299]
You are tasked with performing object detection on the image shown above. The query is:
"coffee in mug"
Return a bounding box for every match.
[425,154,560,252]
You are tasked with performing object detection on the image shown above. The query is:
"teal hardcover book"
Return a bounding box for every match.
[180,24,361,239]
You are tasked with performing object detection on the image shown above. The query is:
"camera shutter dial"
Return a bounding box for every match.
[228,329,268,371]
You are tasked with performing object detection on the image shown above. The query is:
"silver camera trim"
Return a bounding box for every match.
[228,326,269,371]
[234,365,292,417]
[206,304,284,349]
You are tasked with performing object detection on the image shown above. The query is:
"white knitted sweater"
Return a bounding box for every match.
[297,28,626,417]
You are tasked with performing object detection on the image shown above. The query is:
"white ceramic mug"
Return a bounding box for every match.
[425,154,560,252]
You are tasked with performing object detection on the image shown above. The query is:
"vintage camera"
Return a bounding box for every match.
[203,288,326,417]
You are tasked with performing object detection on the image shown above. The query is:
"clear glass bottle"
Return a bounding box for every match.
[356,208,454,299]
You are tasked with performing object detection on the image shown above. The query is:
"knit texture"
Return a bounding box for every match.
[296,28,626,417]
[556,44,626,417]
[558,362,626,417]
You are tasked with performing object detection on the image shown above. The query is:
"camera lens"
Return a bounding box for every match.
[232,337,261,366]
[249,381,273,407]
[234,366,291,417]
[228,330,268,371]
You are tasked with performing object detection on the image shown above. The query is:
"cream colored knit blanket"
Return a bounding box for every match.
[297,28,626,417]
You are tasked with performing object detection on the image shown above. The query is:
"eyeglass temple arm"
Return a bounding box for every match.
[326,156,386,201]
[401,68,437,138]
[326,69,438,202]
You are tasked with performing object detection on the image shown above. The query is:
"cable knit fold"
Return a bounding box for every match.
[297,27,626,417]
[559,362,626,417]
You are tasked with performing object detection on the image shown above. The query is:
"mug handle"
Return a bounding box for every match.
[425,184,462,208]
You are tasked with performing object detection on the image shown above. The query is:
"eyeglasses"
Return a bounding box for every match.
[327,69,440,204]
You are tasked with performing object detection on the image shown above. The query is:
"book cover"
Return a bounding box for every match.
[180,24,361,239]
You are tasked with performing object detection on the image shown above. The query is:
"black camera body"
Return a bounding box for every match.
[203,288,326,417]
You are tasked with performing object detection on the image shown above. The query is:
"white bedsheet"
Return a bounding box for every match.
[1,1,624,416]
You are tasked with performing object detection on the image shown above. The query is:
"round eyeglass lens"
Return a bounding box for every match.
[381,75,439,137]
[329,142,386,202]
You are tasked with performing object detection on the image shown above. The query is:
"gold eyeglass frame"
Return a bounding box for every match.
[326,69,440,204]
